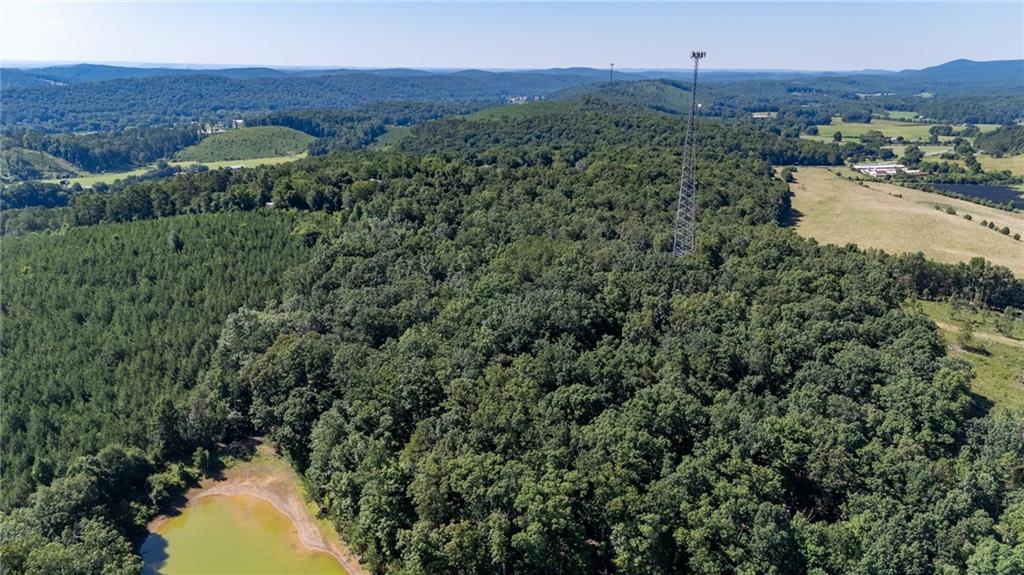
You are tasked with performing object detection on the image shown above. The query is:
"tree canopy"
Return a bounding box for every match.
[1,100,1021,574]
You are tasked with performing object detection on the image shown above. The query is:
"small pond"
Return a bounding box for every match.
[929,183,1024,209]
[141,494,347,575]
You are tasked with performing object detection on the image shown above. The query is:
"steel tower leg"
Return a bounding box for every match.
[672,51,705,257]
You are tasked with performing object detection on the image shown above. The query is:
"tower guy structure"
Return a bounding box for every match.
[672,50,706,257]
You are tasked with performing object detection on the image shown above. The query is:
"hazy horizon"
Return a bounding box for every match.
[3,2,1022,71]
[5,56,1019,74]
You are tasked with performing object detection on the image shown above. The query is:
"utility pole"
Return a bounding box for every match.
[672,50,706,257]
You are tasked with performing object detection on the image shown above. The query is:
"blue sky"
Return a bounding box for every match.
[3,2,1021,71]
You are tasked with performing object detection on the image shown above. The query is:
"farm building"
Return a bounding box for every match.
[852,163,922,177]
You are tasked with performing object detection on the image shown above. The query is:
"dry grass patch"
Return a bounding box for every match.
[787,167,1024,276]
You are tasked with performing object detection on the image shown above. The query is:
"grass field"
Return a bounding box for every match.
[977,153,1024,177]
[807,117,1001,142]
[884,110,921,121]
[927,153,1024,177]
[787,167,1024,275]
[468,101,575,121]
[372,125,413,149]
[887,144,952,158]
[41,166,153,187]
[916,300,1024,412]
[41,153,307,187]
[175,126,314,162]
[173,153,307,171]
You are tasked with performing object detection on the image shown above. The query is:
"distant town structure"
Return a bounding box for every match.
[232,119,246,129]
[198,122,226,136]
[852,163,922,177]
[507,95,543,104]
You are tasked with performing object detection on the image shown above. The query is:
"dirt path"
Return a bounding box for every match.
[149,444,369,575]
[933,320,1024,349]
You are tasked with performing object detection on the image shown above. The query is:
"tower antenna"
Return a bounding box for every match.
[672,50,705,257]
[609,63,615,85]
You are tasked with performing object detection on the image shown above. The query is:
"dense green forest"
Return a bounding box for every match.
[2,100,1022,574]
[0,71,601,132]
[0,102,486,185]
[2,126,201,173]
[247,101,487,153]
[975,125,1024,156]
[3,60,1021,133]
[0,211,324,508]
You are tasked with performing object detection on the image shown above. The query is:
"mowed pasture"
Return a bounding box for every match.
[885,110,921,120]
[926,153,1024,177]
[887,144,952,158]
[41,153,307,187]
[978,153,1024,177]
[787,167,1024,276]
[806,117,1001,142]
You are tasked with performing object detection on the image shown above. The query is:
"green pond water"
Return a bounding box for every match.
[141,494,347,574]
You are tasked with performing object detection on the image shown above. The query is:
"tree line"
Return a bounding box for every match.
[2,126,201,173]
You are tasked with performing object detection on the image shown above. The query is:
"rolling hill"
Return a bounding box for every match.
[175,126,314,162]
[0,147,80,183]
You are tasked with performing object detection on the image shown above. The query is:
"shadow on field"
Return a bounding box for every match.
[968,391,995,419]
[781,206,805,227]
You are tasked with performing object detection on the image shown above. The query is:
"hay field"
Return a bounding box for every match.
[788,167,1024,276]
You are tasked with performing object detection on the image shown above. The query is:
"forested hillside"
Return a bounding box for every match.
[0,71,605,132]
[0,148,79,183]
[195,106,1023,574]
[1,102,1021,574]
[5,60,1020,134]
[2,126,201,173]
[0,211,323,508]
[976,125,1024,156]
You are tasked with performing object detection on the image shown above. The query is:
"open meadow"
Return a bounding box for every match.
[175,126,314,162]
[787,167,1024,276]
[977,153,1024,176]
[884,110,921,120]
[41,153,307,187]
[916,300,1024,412]
[805,117,1001,142]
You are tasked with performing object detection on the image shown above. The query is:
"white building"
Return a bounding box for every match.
[852,163,922,177]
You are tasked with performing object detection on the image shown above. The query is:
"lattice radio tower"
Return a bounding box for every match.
[672,50,706,257]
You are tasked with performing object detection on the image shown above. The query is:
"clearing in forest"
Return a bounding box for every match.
[916,300,1024,412]
[175,126,314,162]
[787,167,1024,276]
[804,117,1001,142]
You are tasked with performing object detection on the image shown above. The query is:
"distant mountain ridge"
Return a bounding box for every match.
[3,59,1020,91]
[2,59,1020,131]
